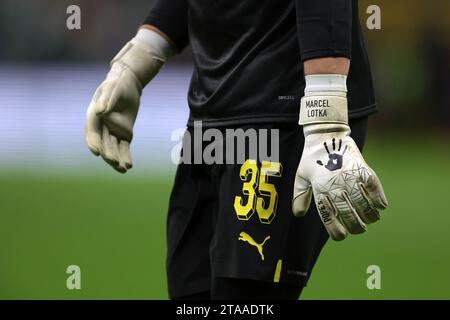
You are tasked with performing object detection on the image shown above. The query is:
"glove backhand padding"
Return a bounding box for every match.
[292,126,387,241]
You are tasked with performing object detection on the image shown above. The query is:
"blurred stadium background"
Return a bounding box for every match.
[0,0,449,299]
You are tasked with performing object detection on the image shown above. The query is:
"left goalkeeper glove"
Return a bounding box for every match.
[292,75,388,241]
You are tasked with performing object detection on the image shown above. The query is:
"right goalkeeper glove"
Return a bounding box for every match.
[85,28,173,173]
[292,75,388,241]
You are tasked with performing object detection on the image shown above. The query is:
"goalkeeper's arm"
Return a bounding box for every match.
[292,0,388,240]
[85,0,188,173]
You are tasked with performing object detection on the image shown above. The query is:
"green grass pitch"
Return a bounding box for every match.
[0,133,449,299]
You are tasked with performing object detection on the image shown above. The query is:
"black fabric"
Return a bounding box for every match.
[166,163,215,298]
[144,0,377,127]
[166,117,368,299]
[143,0,189,51]
[296,0,352,61]
[171,279,302,300]
[211,277,303,300]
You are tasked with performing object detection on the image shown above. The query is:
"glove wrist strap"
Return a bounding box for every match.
[299,93,349,126]
[299,74,349,128]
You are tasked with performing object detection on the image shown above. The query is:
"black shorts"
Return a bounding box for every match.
[166,118,368,298]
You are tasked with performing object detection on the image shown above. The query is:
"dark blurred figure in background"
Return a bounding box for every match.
[420,26,450,130]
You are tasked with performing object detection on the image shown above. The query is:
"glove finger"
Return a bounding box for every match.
[95,81,121,115]
[100,125,125,173]
[292,173,313,217]
[104,111,134,142]
[85,86,104,156]
[364,172,388,210]
[315,194,348,241]
[119,140,133,170]
[355,183,380,224]
[336,191,367,235]
[85,107,102,156]
[109,135,128,173]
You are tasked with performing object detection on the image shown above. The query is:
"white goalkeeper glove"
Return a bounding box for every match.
[85,28,173,173]
[292,75,388,241]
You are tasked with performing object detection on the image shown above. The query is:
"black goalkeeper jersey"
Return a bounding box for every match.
[145,0,377,127]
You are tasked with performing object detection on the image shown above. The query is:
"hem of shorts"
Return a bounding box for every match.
[211,261,308,287]
[168,278,211,299]
[187,104,378,127]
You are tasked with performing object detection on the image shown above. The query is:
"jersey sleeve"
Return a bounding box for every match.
[295,0,352,61]
[143,0,189,52]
